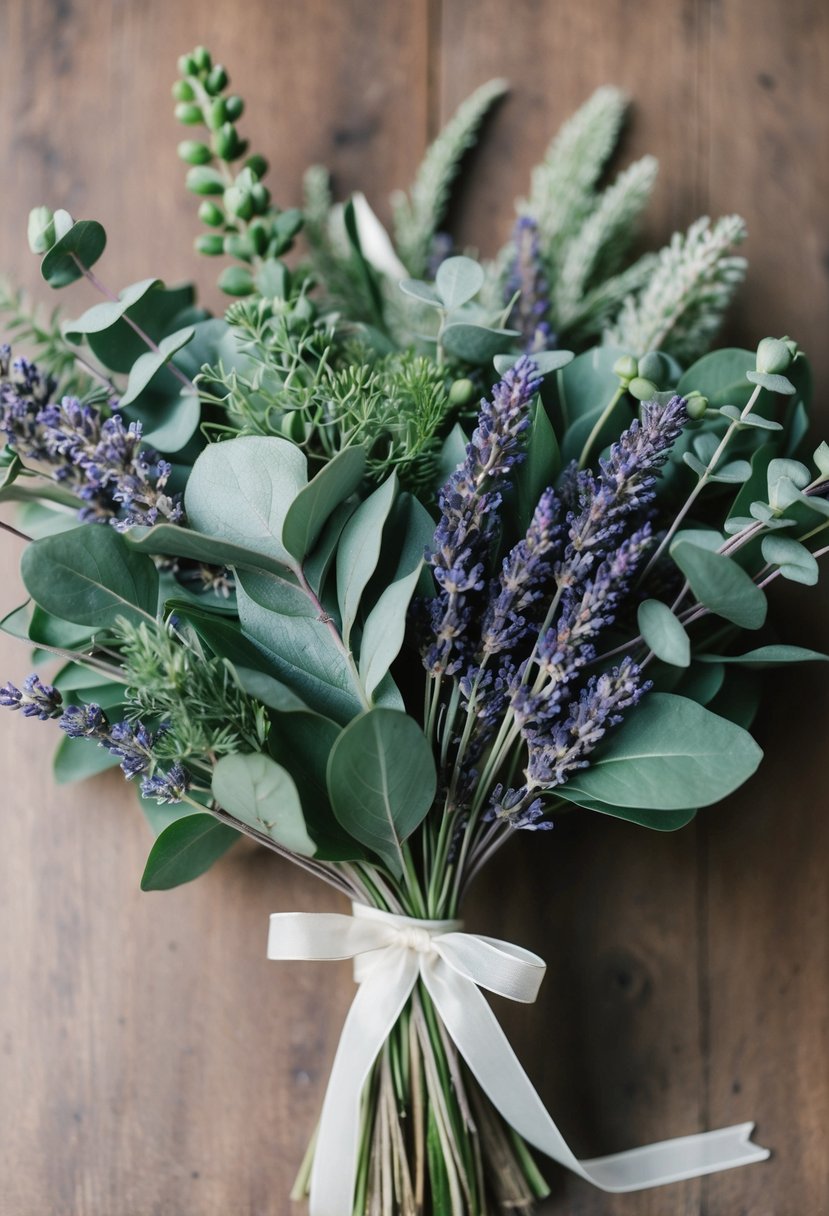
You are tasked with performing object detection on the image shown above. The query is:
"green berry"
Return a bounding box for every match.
[206,65,228,94]
[248,221,269,255]
[217,265,255,297]
[250,183,271,214]
[224,95,245,122]
[215,122,240,160]
[685,392,709,420]
[613,355,639,383]
[224,233,253,261]
[206,98,227,131]
[449,378,476,407]
[177,140,212,166]
[627,376,658,402]
[637,350,667,387]
[224,185,253,221]
[186,166,225,195]
[177,54,197,77]
[174,102,202,125]
[172,80,195,102]
[198,200,224,227]
[755,337,792,375]
[195,234,225,257]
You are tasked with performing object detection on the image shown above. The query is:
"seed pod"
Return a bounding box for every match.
[613,355,639,383]
[224,95,245,122]
[198,200,224,227]
[637,350,668,387]
[172,80,195,102]
[195,234,225,257]
[174,103,203,125]
[755,337,792,375]
[217,265,255,297]
[177,140,212,166]
[685,392,709,420]
[627,376,658,402]
[206,64,228,94]
[449,378,476,407]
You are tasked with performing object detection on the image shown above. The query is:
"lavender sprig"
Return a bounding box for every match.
[59,702,163,778]
[0,673,62,720]
[505,217,553,353]
[423,356,541,675]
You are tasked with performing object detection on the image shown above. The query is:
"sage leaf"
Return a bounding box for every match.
[637,599,690,667]
[185,436,307,569]
[327,708,437,876]
[140,813,239,890]
[697,645,828,667]
[21,525,158,628]
[212,753,316,856]
[560,692,762,810]
[672,540,767,629]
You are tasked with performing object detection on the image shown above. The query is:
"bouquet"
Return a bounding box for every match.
[1,46,826,1215]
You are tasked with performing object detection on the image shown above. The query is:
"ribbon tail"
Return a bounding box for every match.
[309,949,419,1216]
[422,957,769,1193]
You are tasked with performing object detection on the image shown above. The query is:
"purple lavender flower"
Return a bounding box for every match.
[141,761,190,804]
[480,485,562,657]
[59,702,108,739]
[505,217,553,353]
[0,673,62,720]
[423,356,541,675]
[58,703,158,779]
[484,784,552,831]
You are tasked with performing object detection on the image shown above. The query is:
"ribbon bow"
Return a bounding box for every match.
[268,904,768,1216]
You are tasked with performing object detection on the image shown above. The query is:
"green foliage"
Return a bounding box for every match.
[140,813,239,890]
[671,540,767,630]
[211,752,316,855]
[0,278,92,395]
[392,79,508,276]
[326,708,437,876]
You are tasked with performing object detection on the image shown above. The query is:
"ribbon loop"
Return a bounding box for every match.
[267,904,769,1216]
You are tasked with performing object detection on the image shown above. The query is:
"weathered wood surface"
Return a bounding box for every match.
[0,2,826,1213]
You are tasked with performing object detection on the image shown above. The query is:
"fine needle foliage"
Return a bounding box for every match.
[0,45,825,1216]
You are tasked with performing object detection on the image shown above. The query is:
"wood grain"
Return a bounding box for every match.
[0,1,826,1213]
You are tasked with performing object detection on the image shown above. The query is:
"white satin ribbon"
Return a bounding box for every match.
[268,903,769,1216]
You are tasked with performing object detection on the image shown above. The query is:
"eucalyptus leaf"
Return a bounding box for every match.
[814,440,829,479]
[85,283,197,373]
[185,436,307,569]
[437,423,469,484]
[327,708,437,876]
[41,218,106,288]
[28,605,96,649]
[399,279,442,307]
[493,350,574,376]
[212,752,316,856]
[637,600,690,667]
[559,692,762,810]
[21,525,158,628]
[761,536,819,586]
[516,400,561,532]
[282,445,366,563]
[435,256,484,310]
[54,735,122,784]
[746,370,796,395]
[677,349,755,409]
[359,563,423,699]
[336,472,398,646]
[557,788,698,832]
[140,813,239,890]
[121,389,200,453]
[63,278,161,340]
[440,323,519,364]
[697,645,828,668]
[671,540,766,629]
[119,326,195,407]
[125,522,295,580]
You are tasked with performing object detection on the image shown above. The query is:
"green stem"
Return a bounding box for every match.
[577,385,625,469]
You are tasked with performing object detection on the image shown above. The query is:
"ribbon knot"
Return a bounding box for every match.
[268,903,769,1216]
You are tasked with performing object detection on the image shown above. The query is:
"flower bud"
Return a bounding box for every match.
[248,220,269,255]
[613,355,638,384]
[250,183,271,214]
[627,376,658,402]
[224,95,245,122]
[198,200,224,227]
[215,122,240,160]
[449,378,476,407]
[172,80,195,102]
[224,185,253,221]
[685,391,708,420]
[27,206,56,254]
[177,54,197,77]
[177,140,212,166]
[174,102,202,125]
[195,234,225,257]
[755,337,792,375]
[637,350,667,387]
[245,154,269,179]
[206,65,228,94]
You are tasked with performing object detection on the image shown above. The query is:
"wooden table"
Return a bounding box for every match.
[0,2,826,1213]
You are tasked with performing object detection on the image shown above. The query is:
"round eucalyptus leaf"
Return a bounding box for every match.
[637,599,690,667]
[41,219,107,288]
[212,752,316,856]
[435,256,484,310]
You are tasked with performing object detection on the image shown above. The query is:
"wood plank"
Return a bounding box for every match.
[0,2,430,1212]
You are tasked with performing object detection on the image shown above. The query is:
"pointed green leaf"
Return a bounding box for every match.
[211,753,316,856]
[119,326,195,406]
[557,788,698,832]
[336,472,398,645]
[637,599,690,667]
[282,445,366,563]
[326,708,436,876]
[63,278,161,340]
[140,813,239,890]
[697,645,828,667]
[672,540,766,629]
[516,400,561,532]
